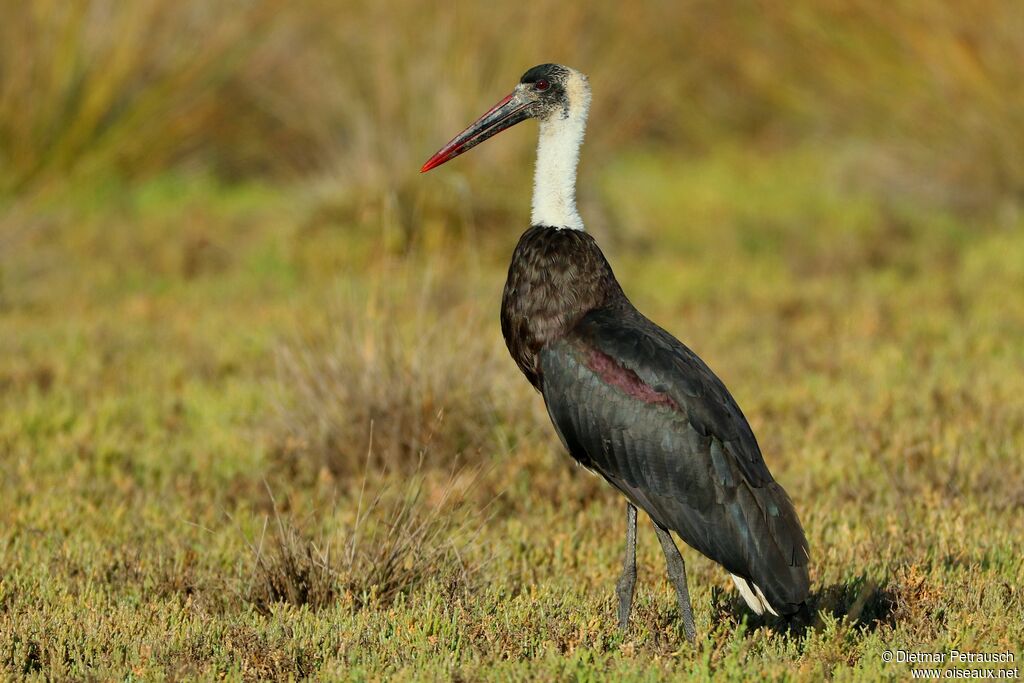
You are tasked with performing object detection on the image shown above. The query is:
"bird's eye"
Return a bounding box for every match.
[535,79,550,92]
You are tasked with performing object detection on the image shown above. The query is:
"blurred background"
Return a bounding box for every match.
[2,1,1023,677]
[3,1,1023,219]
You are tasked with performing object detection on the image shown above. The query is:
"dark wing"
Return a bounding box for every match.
[539,304,809,612]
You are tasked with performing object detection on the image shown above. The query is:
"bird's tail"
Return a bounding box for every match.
[732,573,815,633]
[730,574,778,616]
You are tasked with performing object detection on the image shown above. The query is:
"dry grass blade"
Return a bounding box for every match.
[247,483,339,612]
[272,271,528,481]
[247,464,486,614]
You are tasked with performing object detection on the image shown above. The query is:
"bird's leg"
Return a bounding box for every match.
[652,523,697,642]
[615,502,638,630]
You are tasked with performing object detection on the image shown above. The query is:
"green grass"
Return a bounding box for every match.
[2,150,1023,680]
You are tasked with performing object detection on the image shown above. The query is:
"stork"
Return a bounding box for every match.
[421,64,810,640]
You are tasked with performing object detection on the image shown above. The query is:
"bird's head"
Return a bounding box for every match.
[421,63,590,173]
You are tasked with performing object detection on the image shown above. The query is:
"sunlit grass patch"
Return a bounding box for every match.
[247,469,484,614]
[270,268,536,481]
[1,147,1022,679]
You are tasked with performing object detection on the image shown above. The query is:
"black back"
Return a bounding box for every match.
[501,225,810,614]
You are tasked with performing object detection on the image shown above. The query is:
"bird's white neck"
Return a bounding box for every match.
[531,77,590,231]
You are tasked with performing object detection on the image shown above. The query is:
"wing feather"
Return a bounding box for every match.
[539,304,810,613]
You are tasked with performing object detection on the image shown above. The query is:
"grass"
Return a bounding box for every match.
[2,147,1022,680]
[247,469,482,615]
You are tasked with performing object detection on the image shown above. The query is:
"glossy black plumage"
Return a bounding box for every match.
[502,225,810,615]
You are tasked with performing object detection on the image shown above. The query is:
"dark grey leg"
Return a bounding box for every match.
[652,522,697,642]
[615,503,638,629]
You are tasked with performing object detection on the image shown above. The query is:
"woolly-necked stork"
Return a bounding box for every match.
[422,64,810,640]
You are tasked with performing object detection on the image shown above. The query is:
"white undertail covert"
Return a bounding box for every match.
[731,574,780,617]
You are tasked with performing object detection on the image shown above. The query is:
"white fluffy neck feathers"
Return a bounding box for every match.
[531,71,590,231]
